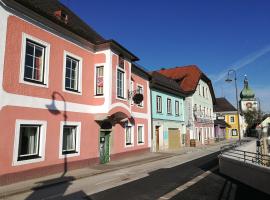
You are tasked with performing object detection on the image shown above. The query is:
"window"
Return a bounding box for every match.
[65,55,80,92]
[198,84,201,95]
[18,125,41,160]
[230,116,235,123]
[21,34,50,87]
[137,85,144,107]
[117,69,125,98]
[13,120,46,166]
[96,66,104,95]
[24,39,46,84]
[157,96,162,113]
[175,100,179,116]
[60,122,81,158]
[206,88,208,99]
[62,126,77,154]
[167,98,172,114]
[125,125,133,146]
[231,129,238,136]
[202,86,205,97]
[137,125,144,144]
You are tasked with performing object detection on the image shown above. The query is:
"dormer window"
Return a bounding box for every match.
[54,10,69,24]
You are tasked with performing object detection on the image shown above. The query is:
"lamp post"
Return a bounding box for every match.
[225,69,241,145]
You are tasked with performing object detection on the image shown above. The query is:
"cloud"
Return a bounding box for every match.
[212,45,270,83]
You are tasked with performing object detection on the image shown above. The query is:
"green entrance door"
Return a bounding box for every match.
[99,131,110,164]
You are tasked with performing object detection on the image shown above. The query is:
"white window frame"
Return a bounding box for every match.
[59,121,81,158]
[231,129,238,136]
[167,98,172,114]
[175,100,179,116]
[125,124,134,147]
[94,65,105,96]
[13,120,47,166]
[20,33,50,87]
[136,84,144,108]
[116,67,126,100]
[63,51,82,95]
[137,124,145,145]
[157,95,162,113]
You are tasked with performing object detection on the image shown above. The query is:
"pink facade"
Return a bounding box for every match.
[0,9,150,185]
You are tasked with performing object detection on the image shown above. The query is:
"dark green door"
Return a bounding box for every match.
[99,131,110,164]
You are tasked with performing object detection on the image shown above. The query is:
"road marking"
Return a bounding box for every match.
[157,167,218,200]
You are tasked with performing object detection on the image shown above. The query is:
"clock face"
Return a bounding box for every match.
[246,102,252,108]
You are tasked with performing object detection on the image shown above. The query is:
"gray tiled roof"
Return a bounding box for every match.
[6,0,105,44]
[214,97,237,112]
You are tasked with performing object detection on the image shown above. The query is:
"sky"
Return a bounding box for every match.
[61,0,270,112]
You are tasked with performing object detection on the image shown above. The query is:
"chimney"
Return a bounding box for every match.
[54,10,68,24]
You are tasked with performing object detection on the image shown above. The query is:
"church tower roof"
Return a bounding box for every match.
[240,75,255,100]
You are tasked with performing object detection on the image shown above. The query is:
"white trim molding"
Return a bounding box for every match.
[12,120,47,166]
[124,122,134,148]
[59,121,81,159]
[137,124,145,145]
[19,33,51,88]
[94,63,106,97]
[62,50,83,95]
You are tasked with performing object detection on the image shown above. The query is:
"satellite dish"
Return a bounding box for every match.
[133,93,143,104]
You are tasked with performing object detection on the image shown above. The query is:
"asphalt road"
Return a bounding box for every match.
[85,152,270,200]
[7,151,270,200]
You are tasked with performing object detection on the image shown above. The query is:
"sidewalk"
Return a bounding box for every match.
[0,140,233,198]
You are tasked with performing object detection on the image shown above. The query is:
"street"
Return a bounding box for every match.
[3,147,270,200]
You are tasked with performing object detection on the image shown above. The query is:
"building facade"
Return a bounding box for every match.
[150,72,186,151]
[214,98,239,140]
[0,0,151,185]
[158,65,215,146]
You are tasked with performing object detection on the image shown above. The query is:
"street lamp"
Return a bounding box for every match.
[225,69,241,145]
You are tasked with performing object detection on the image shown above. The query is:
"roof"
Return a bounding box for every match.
[158,65,201,92]
[11,0,105,44]
[157,65,216,102]
[214,98,237,112]
[150,72,187,97]
[240,75,255,100]
[2,0,138,61]
[131,63,151,80]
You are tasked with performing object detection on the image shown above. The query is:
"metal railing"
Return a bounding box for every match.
[220,145,270,167]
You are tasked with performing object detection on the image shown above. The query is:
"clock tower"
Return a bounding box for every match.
[240,75,258,112]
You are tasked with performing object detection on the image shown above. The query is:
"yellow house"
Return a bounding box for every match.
[214,98,240,140]
[225,114,239,139]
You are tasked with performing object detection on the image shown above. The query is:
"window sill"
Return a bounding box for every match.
[137,142,145,145]
[94,95,104,99]
[60,151,80,158]
[63,88,82,96]
[13,156,45,166]
[125,143,134,148]
[20,79,48,88]
[17,155,41,161]
[116,96,127,102]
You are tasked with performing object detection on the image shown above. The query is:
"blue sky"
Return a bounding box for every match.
[61,0,270,112]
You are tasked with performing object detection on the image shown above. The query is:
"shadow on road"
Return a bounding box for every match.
[24,176,92,200]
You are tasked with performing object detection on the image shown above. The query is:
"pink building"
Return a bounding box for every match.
[0,0,151,185]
